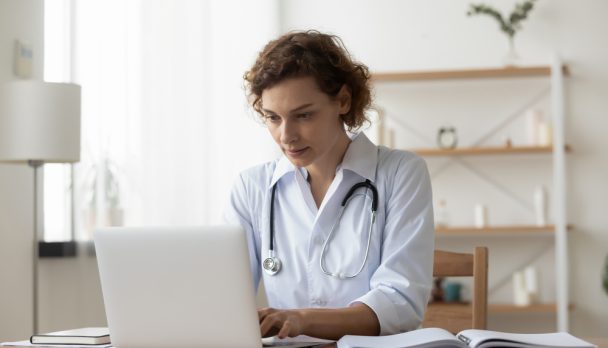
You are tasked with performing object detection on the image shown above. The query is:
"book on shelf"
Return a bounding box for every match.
[336,327,596,348]
[29,327,110,345]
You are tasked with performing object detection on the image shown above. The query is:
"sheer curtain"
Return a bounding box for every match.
[70,0,279,239]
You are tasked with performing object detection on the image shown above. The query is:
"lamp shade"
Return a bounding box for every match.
[0,81,81,163]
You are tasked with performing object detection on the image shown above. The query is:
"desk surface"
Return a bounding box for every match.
[313,338,608,348]
[588,338,608,348]
[292,338,608,348]
[2,337,606,348]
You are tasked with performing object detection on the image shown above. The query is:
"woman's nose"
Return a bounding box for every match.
[280,120,298,144]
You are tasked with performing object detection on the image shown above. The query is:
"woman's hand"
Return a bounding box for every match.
[258,307,307,339]
[257,304,379,340]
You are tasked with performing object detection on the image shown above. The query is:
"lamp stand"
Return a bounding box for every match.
[28,159,43,335]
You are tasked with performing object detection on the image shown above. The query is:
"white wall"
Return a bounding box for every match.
[280,0,608,335]
[37,252,107,333]
[0,0,43,341]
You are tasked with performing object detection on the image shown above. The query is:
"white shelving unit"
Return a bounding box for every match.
[550,56,569,333]
[372,58,570,331]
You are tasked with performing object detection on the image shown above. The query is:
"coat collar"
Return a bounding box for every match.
[269,132,377,188]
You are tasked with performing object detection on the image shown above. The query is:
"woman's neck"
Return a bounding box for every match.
[306,131,351,207]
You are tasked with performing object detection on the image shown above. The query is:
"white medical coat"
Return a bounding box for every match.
[224,132,434,334]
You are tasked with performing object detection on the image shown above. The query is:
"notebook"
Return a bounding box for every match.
[30,327,110,345]
[336,327,597,348]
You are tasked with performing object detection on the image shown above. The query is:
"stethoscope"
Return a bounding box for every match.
[262,179,379,279]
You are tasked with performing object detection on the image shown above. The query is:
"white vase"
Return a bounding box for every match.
[503,36,521,67]
[474,203,487,228]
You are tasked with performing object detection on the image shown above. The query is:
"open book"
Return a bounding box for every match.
[337,328,596,348]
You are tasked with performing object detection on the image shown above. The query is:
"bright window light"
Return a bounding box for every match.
[43,0,73,242]
[43,164,73,242]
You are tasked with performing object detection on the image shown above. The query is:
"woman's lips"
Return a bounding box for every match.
[285,147,308,157]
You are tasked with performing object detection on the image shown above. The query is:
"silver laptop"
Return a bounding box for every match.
[94,226,324,348]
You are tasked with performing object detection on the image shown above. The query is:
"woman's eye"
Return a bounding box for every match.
[265,115,280,122]
[297,112,312,119]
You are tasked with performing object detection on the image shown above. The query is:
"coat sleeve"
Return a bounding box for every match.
[350,155,435,334]
[223,173,262,292]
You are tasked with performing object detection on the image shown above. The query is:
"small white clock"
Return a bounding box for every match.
[437,126,458,149]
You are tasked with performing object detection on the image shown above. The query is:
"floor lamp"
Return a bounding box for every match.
[0,81,81,334]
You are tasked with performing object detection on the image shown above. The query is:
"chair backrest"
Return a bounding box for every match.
[422,246,488,333]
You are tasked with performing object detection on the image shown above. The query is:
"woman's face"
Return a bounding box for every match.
[261,76,351,169]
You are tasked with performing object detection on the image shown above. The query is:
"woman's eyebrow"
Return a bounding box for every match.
[262,103,314,115]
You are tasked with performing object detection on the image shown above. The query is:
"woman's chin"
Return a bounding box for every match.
[284,149,313,167]
[286,158,311,168]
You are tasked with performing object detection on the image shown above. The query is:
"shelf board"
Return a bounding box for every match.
[410,145,571,157]
[436,225,572,236]
[372,65,570,82]
[489,303,574,314]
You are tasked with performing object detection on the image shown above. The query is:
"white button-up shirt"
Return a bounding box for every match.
[224,132,434,335]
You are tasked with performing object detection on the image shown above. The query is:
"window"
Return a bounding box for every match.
[44,0,280,242]
[43,164,73,241]
[43,0,73,242]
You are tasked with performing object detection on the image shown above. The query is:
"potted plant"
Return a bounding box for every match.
[81,155,124,239]
[467,0,537,65]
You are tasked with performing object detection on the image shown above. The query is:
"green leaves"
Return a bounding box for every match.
[467,0,536,38]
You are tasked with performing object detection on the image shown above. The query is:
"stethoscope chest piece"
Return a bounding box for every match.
[265,184,282,276]
[263,254,281,275]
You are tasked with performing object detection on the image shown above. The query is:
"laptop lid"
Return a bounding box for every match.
[94,225,262,348]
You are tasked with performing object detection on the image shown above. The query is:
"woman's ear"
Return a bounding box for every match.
[337,84,352,115]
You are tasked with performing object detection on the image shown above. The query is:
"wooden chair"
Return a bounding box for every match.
[422,247,489,333]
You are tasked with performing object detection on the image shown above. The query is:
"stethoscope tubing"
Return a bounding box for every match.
[264,179,378,279]
[269,182,277,252]
[319,192,377,279]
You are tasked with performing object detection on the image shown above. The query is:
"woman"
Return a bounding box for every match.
[224,30,434,340]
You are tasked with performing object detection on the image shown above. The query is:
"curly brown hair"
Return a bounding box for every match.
[244,30,372,132]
